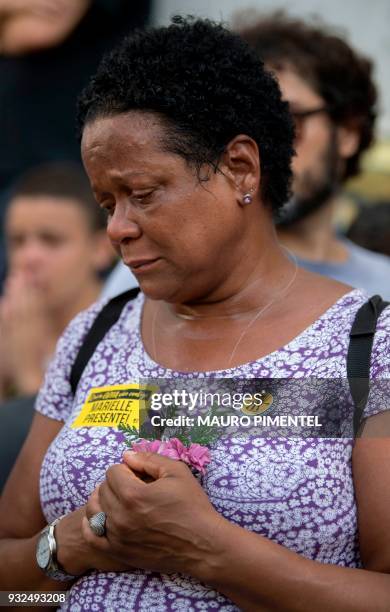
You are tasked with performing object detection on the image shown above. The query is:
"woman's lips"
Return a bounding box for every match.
[124,257,162,272]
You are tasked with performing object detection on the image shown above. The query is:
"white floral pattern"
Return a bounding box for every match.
[36,289,390,611]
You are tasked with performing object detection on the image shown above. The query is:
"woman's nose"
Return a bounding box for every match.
[106,203,142,245]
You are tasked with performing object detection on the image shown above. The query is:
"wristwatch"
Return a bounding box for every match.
[36,515,76,581]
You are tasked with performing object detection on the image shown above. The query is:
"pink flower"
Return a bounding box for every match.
[186,443,211,474]
[130,438,211,475]
[164,438,189,461]
[131,439,165,454]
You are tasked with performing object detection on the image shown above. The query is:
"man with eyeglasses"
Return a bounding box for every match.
[239,12,390,299]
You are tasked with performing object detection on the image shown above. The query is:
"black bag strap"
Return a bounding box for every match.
[347,294,389,436]
[70,287,140,395]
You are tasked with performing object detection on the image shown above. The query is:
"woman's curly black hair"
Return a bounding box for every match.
[237,11,377,180]
[77,16,294,212]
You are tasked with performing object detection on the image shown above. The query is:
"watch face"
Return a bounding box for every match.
[36,532,51,569]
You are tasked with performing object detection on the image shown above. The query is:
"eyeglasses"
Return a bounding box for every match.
[290,106,331,141]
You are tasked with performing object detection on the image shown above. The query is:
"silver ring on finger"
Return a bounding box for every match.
[89,511,106,537]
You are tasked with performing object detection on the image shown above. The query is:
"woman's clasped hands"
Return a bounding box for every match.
[82,451,225,578]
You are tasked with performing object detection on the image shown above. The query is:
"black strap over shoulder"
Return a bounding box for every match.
[347,295,389,436]
[70,287,140,395]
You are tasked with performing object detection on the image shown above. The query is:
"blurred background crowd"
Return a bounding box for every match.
[0,0,389,489]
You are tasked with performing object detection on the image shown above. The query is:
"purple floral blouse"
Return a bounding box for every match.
[36,289,390,611]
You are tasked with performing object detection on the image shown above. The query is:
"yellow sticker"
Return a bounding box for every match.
[71,384,155,429]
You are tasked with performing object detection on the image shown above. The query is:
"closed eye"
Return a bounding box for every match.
[131,185,162,205]
[132,190,154,203]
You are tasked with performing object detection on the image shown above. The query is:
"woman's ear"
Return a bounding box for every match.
[219,134,261,204]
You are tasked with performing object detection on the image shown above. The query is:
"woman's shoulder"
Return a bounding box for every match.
[35,292,143,422]
[316,287,389,380]
[285,288,367,349]
[336,289,390,378]
[256,289,382,377]
[313,288,389,376]
[58,289,143,353]
[306,287,388,338]
[58,299,109,352]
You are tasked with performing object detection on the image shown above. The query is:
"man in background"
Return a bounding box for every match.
[239,12,390,299]
[0,0,151,289]
[0,162,114,400]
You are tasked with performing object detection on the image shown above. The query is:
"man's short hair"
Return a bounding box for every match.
[10,161,107,231]
[238,11,377,180]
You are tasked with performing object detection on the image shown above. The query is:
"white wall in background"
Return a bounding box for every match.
[151,0,390,137]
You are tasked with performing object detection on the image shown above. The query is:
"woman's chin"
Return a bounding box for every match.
[138,278,192,304]
[138,279,177,302]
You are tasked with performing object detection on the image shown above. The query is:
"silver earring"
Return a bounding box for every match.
[243,193,252,205]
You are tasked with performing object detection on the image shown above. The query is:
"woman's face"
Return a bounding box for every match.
[81,112,246,303]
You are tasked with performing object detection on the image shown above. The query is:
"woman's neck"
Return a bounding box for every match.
[165,237,295,321]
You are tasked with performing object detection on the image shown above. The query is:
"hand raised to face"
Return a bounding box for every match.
[83,451,225,577]
[0,270,53,395]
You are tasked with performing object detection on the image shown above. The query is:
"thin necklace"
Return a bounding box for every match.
[151,252,298,370]
[227,254,298,367]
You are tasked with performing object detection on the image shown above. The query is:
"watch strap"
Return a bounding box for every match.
[40,515,76,582]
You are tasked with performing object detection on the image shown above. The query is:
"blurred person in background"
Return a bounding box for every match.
[0,0,151,291]
[0,162,113,400]
[239,12,390,299]
[347,202,390,258]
